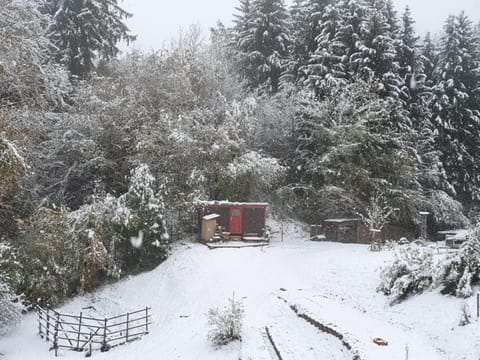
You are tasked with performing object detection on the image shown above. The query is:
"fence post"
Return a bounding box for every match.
[101,318,109,352]
[46,308,50,341]
[477,293,479,319]
[76,312,83,350]
[126,313,130,342]
[145,307,149,334]
[53,316,59,357]
[38,307,42,337]
[86,332,92,358]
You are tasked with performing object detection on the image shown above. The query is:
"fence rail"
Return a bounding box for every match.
[37,306,151,356]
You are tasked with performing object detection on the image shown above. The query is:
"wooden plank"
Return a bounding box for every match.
[126,313,130,342]
[145,307,149,333]
[57,322,74,347]
[76,312,83,350]
[206,242,269,249]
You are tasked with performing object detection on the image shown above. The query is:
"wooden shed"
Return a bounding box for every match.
[201,213,220,242]
[323,218,413,244]
[198,201,268,242]
[324,218,371,244]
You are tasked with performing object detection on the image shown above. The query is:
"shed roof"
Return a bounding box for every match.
[203,213,220,220]
[201,201,268,207]
[445,229,468,241]
[324,218,362,223]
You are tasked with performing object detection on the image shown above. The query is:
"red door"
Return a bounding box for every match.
[229,207,242,234]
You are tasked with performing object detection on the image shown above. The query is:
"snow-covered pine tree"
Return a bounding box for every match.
[283,0,331,86]
[282,0,309,85]
[332,0,369,76]
[232,0,256,83]
[114,164,169,271]
[351,3,402,100]
[397,7,420,83]
[233,0,291,93]
[421,32,440,88]
[304,0,332,54]
[45,0,136,78]
[382,0,400,36]
[394,6,429,129]
[290,81,417,222]
[303,4,345,97]
[435,221,480,297]
[431,13,480,202]
[232,0,253,47]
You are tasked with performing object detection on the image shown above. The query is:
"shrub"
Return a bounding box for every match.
[377,243,434,304]
[207,295,244,347]
[0,282,22,335]
[379,222,480,304]
[433,238,480,297]
[14,206,82,306]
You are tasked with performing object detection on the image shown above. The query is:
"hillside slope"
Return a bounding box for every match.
[1,222,478,359]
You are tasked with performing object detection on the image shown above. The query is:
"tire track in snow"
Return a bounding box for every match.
[265,303,351,360]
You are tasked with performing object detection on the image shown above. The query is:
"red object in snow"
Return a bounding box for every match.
[373,338,388,346]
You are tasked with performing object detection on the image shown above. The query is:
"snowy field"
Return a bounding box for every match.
[1,220,479,360]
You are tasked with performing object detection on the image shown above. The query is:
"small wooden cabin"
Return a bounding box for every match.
[324,218,372,244]
[198,201,268,241]
[323,218,413,244]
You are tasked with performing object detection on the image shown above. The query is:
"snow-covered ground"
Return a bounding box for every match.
[1,220,479,359]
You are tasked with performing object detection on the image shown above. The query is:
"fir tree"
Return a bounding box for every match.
[422,32,440,87]
[303,5,344,97]
[432,13,480,202]
[396,6,428,127]
[351,5,402,99]
[45,0,136,78]
[232,0,253,45]
[283,0,312,85]
[328,0,369,81]
[383,0,400,36]
[233,0,291,93]
[397,6,420,80]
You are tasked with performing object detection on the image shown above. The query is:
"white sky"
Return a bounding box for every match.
[121,0,479,51]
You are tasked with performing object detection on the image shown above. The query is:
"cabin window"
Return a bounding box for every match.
[232,209,241,217]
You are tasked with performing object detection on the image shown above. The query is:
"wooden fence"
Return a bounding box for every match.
[37,306,151,356]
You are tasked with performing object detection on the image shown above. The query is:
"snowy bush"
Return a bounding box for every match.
[0,0,71,109]
[71,164,170,277]
[15,206,82,305]
[219,151,285,201]
[207,295,245,347]
[424,191,470,230]
[433,224,480,297]
[0,282,22,335]
[379,221,480,304]
[377,243,434,304]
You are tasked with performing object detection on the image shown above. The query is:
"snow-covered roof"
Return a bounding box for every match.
[202,213,220,220]
[437,230,461,235]
[445,229,468,241]
[324,218,362,223]
[201,200,268,206]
